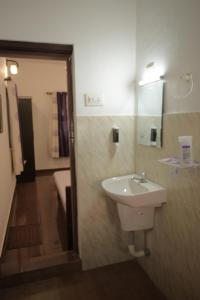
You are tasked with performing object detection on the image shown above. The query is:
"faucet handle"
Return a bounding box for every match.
[140,171,146,180]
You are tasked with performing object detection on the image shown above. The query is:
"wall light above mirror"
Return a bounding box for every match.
[138,75,164,87]
[138,61,165,86]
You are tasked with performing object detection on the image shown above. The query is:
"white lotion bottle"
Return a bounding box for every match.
[178,136,193,165]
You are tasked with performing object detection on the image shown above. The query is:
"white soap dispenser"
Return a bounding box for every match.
[112,126,119,144]
[178,136,193,166]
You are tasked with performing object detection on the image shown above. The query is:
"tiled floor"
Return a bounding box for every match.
[0,261,166,300]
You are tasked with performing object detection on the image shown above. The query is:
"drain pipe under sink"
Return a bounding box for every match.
[128,231,151,258]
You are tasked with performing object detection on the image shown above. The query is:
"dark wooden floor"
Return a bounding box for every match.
[0,261,166,300]
[1,174,78,277]
[0,176,166,299]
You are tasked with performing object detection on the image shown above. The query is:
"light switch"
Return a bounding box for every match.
[84,94,104,106]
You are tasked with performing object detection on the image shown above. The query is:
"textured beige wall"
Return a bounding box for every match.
[76,116,135,270]
[136,2,200,298]
[0,58,16,255]
[135,113,200,300]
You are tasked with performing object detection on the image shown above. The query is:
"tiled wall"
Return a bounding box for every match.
[76,116,135,270]
[135,112,200,300]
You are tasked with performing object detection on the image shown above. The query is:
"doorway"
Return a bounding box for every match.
[17,97,35,183]
[0,41,79,280]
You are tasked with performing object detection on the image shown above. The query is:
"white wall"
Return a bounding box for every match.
[13,58,70,170]
[136,0,200,114]
[0,58,16,255]
[0,0,136,116]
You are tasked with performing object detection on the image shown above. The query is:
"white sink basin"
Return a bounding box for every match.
[101,174,166,208]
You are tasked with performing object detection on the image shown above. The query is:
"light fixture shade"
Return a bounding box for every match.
[138,76,163,86]
[6,60,19,76]
[138,62,165,86]
[10,64,18,75]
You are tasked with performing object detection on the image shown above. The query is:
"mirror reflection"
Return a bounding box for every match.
[137,80,164,148]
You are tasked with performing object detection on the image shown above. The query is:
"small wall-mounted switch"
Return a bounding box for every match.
[84,94,104,106]
[112,126,119,143]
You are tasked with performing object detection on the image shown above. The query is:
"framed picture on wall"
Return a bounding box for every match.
[0,94,3,133]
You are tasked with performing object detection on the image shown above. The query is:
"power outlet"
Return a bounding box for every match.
[84,94,104,106]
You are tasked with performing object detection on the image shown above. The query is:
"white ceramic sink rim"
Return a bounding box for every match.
[101,174,167,208]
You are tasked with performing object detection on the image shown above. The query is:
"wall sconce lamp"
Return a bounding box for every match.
[7,59,19,75]
[138,75,164,86]
[138,62,165,86]
[138,61,193,98]
[4,59,19,81]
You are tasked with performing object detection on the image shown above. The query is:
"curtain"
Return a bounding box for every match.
[51,92,69,158]
[57,92,69,157]
[7,82,23,175]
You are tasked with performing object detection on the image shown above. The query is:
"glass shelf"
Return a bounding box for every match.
[158,157,200,169]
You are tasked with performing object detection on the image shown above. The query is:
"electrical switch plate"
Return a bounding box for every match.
[84,94,104,106]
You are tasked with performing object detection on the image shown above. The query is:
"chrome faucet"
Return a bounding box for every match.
[130,171,146,183]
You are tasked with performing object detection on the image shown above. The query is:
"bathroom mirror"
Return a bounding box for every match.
[137,80,164,148]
